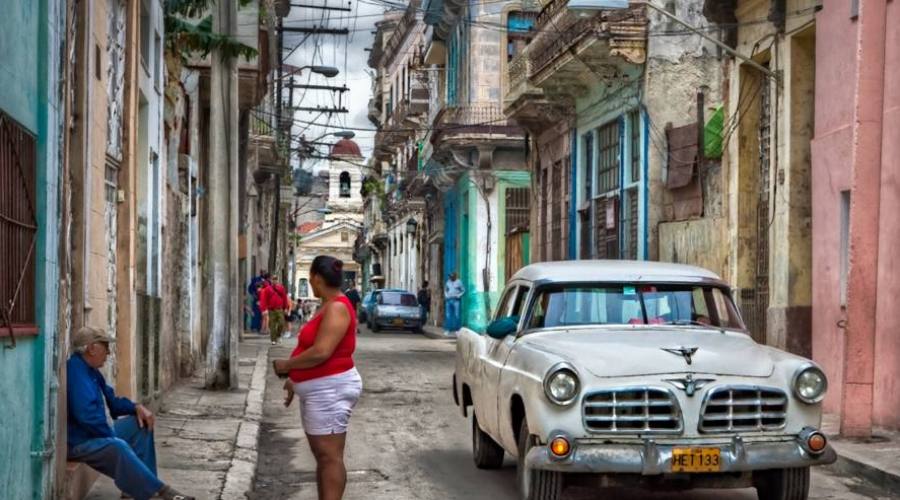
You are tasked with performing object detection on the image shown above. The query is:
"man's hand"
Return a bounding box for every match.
[135,404,155,430]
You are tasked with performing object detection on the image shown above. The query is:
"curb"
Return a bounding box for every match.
[220,345,269,500]
[422,326,457,340]
[829,447,900,495]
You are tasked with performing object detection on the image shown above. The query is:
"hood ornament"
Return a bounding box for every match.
[665,374,715,397]
[662,346,699,365]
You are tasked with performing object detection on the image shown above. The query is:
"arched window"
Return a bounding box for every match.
[339,171,351,198]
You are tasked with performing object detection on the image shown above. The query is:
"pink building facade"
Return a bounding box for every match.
[811,0,900,435]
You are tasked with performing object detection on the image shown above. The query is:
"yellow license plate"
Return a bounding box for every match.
[392,318,404,325]
[671,447,721,473]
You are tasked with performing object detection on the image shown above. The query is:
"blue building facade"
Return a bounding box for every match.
[420,0,532,333]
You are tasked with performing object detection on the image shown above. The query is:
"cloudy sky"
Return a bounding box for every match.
[282,0,395,170]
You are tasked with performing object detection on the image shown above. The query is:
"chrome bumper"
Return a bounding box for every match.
[374,317,421,327]
[526,437,837,475]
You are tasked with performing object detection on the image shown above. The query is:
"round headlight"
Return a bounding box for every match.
[793,365,828,403]
[544,366,579,406]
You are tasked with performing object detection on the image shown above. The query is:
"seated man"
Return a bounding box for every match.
[67,326,193,500]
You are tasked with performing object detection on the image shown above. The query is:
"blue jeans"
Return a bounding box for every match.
[68,416,163,500]
[445,298,461,332]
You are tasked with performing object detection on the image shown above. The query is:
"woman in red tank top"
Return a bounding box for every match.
[272,256,361,500]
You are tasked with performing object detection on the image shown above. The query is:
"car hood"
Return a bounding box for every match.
[519,328,774,378]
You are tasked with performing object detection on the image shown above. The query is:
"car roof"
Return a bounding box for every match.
[376,288,412,294]
[509,260,726,286]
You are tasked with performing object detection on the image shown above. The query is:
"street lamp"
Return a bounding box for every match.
[283,65,341,79]
[305,130,355,143]
[565,0,777,79]
[297,130,356,159]
[292,207,333,218]
[406,217,418,235]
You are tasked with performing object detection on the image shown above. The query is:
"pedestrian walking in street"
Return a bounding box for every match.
[66,327,194,500]
[344,283,362,334]
[444,272,465,336]
[344,283,361,315]
[417,281,431,325]
[261,275,290,345]
[247,270,269,332]
[272,255,362,500]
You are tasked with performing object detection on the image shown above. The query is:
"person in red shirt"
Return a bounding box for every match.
[260,275,289,344]
[272,256,361,500]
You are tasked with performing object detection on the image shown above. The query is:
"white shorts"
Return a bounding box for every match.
[293,368,363,436]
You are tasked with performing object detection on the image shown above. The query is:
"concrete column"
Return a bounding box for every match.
[841,0,886,438]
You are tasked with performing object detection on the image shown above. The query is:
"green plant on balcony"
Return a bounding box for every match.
[164,0,259,63]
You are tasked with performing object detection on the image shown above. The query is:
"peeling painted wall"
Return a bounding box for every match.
[0,0,64,497]
[643,0,725,266]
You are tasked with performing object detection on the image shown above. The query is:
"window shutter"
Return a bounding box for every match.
[0,111,38,343]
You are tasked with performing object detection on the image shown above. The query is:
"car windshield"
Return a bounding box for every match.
[526,283,745,331]
[380,292,417,306]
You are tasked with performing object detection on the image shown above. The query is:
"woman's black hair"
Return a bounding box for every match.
[310,255,344,288]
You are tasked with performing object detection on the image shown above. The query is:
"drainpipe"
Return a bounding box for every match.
[841,0,886,438]
[81,0,95,327]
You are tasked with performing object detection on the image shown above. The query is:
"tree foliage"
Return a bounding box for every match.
[164,0,259,62]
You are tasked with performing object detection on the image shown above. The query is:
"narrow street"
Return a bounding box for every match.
[251,329,893,500]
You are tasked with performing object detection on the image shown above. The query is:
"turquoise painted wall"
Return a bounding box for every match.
[454,170,531,334]
[0,0,63,498]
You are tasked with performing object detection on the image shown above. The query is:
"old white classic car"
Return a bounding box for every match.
[453,261,835,500]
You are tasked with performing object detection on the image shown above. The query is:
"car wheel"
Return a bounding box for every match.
[754,467,810,500]
[472,414,504,469]
[517,420,562,500]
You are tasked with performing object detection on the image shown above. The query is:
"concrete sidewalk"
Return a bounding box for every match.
[822,414,900,495]
[86,336,271,500]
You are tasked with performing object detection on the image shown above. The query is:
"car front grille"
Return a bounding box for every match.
[583,387,682,433]
[699,386,788,433]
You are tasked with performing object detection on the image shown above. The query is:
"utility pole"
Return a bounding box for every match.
[205,0,240,389]
[269,16,285,276]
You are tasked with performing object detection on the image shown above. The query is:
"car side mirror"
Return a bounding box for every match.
[486,316,519,339]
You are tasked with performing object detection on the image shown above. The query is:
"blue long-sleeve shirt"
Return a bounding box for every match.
[67,353,136,449]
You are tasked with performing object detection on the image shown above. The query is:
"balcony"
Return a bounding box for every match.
[426,104,525,171]
[504,50,569,129]
[368,97,381,127]
[248,111,281,177]
[503,0,648,129]
[382,0,422,69]
[532,2,647,87]
[431,104,522,147]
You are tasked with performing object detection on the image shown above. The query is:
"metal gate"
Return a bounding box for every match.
[744,71,772,344]
[505,187,530,279]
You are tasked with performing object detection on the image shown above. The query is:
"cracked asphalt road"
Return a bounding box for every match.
[250,328,895,500]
